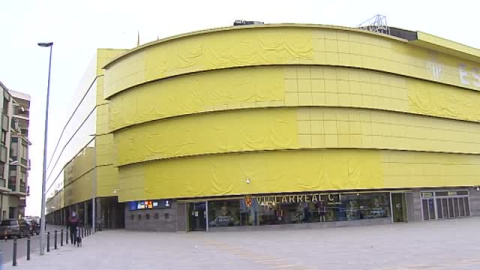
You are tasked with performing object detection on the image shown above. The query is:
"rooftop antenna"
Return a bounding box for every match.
[358,14,390,35]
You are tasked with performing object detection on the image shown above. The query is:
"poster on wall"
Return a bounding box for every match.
[129,200,172,211]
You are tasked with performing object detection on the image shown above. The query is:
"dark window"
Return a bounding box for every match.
[130,214,134,220]
[146,214,150,220]
[164,213,169,220]
[154,213,160,219]
[137,214,142,220]
[0,131,5,145]
[207,192,391,227]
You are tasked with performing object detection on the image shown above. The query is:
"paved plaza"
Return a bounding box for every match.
[3,218,480,270]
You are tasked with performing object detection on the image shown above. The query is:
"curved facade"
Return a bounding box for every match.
[51,24,480,231]
[105,25,480,195]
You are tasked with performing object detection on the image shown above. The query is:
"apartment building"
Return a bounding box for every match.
[0,82,31,220]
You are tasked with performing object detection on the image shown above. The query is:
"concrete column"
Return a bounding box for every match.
[84,201,88,226]
[176,202,187,232]
[96,198,102,230]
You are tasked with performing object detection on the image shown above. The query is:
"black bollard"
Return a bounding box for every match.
[27,235,31,260]
[54,230,57,250]
[61,229,63,246]
[66,229,69,244]
[12,237,17,266]
[47,232,50,252]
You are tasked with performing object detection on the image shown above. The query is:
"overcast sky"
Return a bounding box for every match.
[0,0,478,217]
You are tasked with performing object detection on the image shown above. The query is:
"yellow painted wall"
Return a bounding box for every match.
[115,106,480,167]
[103,25,480,202]
[115,108,298,166]
[94,49,126,198]
[104,26,480,99]
[47,49,127,209]
[116,149,480,201]
[110,65,480,132]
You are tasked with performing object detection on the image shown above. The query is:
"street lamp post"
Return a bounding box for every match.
[38,42,53,256]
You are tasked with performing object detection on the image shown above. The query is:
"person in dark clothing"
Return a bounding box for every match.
[67,212,80,245]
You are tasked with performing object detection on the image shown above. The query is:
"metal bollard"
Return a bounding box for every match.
[27,235,31,260]
[66,229,69,244]
[61,229,63,246]
[47,232,50,252]
[12,237,17,266]
[54,230,57,249]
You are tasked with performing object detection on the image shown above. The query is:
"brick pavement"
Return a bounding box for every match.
[3,217,480,270]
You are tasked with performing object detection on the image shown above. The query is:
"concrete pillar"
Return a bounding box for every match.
[176,202,187,232]
[84,201,88,226]
[96,198,102,230]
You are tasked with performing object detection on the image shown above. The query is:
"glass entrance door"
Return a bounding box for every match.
[189,202,206,231]
[421,190,470,221]
[422,198,436,221]
[391,193,406,222]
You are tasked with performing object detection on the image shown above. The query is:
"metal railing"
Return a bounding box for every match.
[3,225,95,267]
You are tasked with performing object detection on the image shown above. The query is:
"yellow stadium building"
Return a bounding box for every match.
[47,23,480,232]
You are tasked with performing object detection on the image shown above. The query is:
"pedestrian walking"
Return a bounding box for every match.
[66,212,80,245]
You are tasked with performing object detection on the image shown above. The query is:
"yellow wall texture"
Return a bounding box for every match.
[93,49,126,198]
[103,25,480,202]
[109,66,480,132]
[114,106,480,167]
[115,108,298,166]
[104,26,480,99]
[47,49,127,209]
[109,66,285,131]
[116,149,480,201]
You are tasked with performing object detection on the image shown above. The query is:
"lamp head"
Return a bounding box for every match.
[38,42,53,47]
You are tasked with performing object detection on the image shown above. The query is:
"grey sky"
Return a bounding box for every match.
[0,0,478,216]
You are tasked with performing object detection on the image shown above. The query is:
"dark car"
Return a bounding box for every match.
[0,219,30,238]
[26,220,40,236]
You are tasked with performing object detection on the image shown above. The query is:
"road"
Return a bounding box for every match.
[0,225,69,264]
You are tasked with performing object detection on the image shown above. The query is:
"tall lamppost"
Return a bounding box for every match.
[38,42,53,256]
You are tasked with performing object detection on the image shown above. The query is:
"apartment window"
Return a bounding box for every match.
[0,131,6,145]
[1,114,8,131]
[20,167,26,182]
[21,144,27,157]
[146,214,150,220]
[0,145,6,163]
[9,168,16,178]
[10,142,17,158]
[0,162,4,179]
[154,213,160,220]
[3,97,8,115]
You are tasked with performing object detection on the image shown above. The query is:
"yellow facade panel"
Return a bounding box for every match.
[114,148,480,202]
[109,66,285,131]
[115,108,299,166]
[96,165,119,197]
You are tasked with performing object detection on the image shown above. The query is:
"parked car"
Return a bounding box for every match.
[26,220,40,236]
[0,219,31,238]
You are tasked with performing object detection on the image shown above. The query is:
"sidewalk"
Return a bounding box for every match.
[2,229,263,270]
[3,218,480,270]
